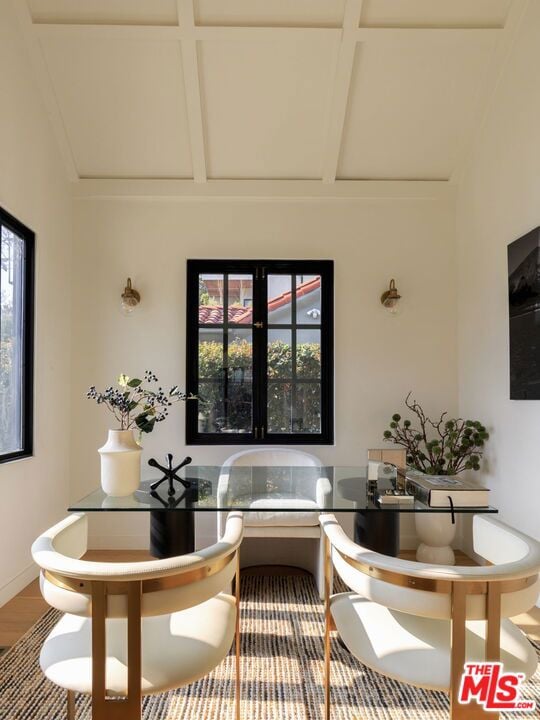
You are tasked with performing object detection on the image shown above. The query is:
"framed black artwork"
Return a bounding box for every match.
[508,226,540,399]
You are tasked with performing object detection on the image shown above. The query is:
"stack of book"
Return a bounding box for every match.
[405,472,490,507]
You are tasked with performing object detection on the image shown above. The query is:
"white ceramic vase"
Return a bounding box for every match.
[98,429,142,497]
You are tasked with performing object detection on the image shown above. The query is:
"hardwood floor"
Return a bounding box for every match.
[0,579,47,649]
[0,551,150,649]
[1,549,538,649]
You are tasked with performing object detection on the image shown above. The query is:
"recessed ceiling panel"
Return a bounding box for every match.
[338,34,498,180]
[199,33,339,179]
[360,0,511,28]
[195,0,345,27]
[39,36,193,177]
[28,0,178,25]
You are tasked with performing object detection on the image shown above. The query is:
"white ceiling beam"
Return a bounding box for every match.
[34,24,182,40]
[355,27,503,42]
[11,0,78,181]
[194,26,342,41]
[72,178,452,200]
[177,1,207,182]
[321,0,364,183]
[31,23,503,42]
[449,0,530,184]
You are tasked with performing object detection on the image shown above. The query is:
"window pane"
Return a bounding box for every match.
[199,273,224,324]
[197,381,252,434]
[198,329,223,379]
[0,227,24,454]
[197,381,224,433]
[267,274,292,324]
[294,384,321,433]
[228,274,253,325]
[228,329,252,381]
[296,274,321,324]
[187,259,333,444]
[226,381,252,433]
[297,329,320,379]
[268,329,292,379]
[267,382,321,435]
[267,381,292,433]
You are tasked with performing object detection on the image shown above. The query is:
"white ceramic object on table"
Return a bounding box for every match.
[415,511,456,565]
[98,429,142,497]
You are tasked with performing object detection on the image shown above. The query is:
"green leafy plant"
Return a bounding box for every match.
[87,370,195,434]
[383,392,490,475]
[197,339,321,432]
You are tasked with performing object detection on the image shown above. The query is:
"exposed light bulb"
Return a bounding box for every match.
[121,278,140,315]
[381,279,402,315]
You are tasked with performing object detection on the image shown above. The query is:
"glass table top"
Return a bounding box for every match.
[69,465,498,514]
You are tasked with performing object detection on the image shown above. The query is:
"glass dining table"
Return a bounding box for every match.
[69,465,498,559]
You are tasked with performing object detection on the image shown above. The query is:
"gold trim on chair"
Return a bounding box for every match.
[32,511,244,720]
[336,550,537,596]
[324,545,536,720]
[43,550,236,596]
[48,549,241,720]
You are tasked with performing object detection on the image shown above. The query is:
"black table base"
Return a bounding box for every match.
[150,509,400,560]
[354,510,400,556]
[150,510,195,558]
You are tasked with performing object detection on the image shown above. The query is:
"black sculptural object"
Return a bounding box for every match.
[148,454,192,496]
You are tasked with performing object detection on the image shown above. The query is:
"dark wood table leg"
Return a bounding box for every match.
[353,510,400,556]
[149,511,195,558]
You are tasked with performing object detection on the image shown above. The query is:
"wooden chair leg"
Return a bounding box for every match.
[324,622,331,720]
[67,690,75,720]
[450,582,501,720]
[324,534,332,720]
[235,552,241,720]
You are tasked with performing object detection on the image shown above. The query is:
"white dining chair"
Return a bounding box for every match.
[217,447,331,599]
[32,511,243,720]
[320,512,540,720]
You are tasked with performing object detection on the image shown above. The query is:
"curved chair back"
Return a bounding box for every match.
[473,514,534,565]
[321,513,540,622]
[33,512,243,720]
[222,447,321,468]
[32,511,243,619]
[321,513,540,720]
[217,448,327,538]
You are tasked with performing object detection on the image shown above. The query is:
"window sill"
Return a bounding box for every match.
[0,451,34,466]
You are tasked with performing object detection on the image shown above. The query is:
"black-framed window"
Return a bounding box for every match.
[0,207,34,463]
[186,260,333,445]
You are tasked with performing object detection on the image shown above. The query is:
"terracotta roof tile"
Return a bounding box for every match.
[199,305,252,324]
[199,276,320,325]
[267,276,320,313]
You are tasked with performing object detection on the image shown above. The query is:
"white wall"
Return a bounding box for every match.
[0,2,72,603]
[456,0,540,545]
[71,195,458,548]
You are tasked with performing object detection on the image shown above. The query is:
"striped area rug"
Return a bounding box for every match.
[0,576,538,719]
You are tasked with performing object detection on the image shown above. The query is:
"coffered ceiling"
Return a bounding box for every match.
[13,0,527,196]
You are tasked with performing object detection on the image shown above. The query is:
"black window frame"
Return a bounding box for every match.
[186,259,334,445]
[0,206,35,464]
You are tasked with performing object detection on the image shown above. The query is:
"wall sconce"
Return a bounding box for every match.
[121,278,140,315]
[381,278,401,315]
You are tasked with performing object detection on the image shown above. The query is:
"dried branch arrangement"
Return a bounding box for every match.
[383,393,489,475]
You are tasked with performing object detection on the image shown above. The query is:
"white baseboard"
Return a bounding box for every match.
[88,535,148,550]
[0,563,39,609]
